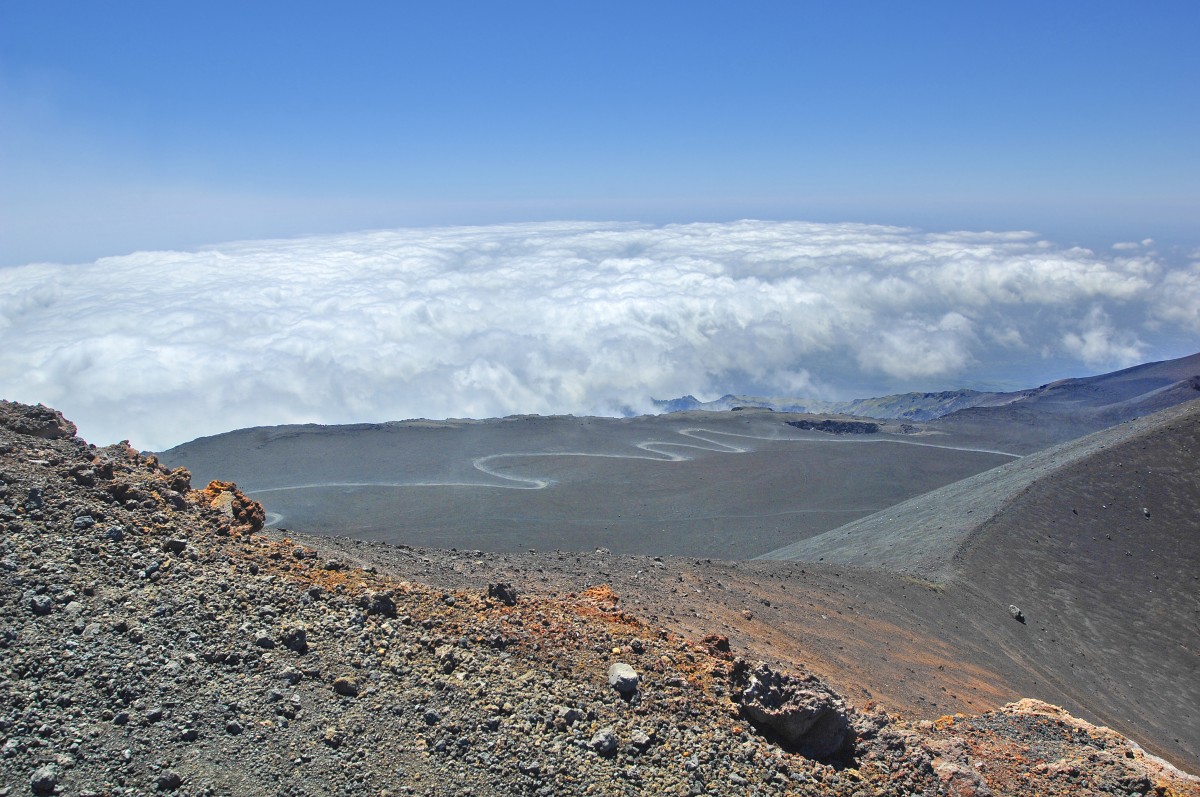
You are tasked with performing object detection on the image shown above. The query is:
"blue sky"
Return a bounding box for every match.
[2,1,1198,265]
[2,3,1199,445]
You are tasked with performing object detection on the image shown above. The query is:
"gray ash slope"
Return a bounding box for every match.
[758,397,1200,770]
[157,412,1015,558]
[157,353,1199,559]
[6,400,1198,796]
[756,398,1200,574]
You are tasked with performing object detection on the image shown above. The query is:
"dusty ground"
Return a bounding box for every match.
[160,411,1014,558]
[304,399,1200,773]
[3,400,1199,795]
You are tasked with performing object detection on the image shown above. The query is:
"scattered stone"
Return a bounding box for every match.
[607,662,639,695]
[1008,605,1026,623]
[280,626,308,654]
[163,538,187,554]
[732,660,854,762]
[553,706,581,727]
[935,761,995,797]
[156,770,183,791]
[333,676,360,697]
[702,633,731,654]
[73,515,95,530]
[487,582,519,606]
[104,525,125,542]
[29,763,58,795]
[361,591,397,617]
[29,594,53,616]
[589,728,618,756]
[24,486,43,509]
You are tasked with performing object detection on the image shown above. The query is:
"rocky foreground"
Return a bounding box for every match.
[1,401,1196,796]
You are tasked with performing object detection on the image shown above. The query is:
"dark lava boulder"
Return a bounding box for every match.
[0,400,77,439]
[786,418,880,435]
[731,660,855,762]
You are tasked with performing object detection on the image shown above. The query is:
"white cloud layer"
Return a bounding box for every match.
[2,221,1196,450]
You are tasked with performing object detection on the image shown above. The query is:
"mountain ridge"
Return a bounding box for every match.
[653,352,1200,431]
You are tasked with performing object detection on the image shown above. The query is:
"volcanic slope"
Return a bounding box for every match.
[2,400,1199,797]
[756,397,1200,771]
[655,351,1200,433]
[928,351,1200,453]
[158,411,1016,558]
[239,401,1200,775]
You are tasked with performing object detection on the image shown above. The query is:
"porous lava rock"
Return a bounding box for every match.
[0,400,76,439]
[192,478,266,532]
[731,659,856,762]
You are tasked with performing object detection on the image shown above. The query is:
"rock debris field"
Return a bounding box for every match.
[1,400,1197,796]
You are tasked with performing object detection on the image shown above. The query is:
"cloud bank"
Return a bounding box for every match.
[2,221,1196,450]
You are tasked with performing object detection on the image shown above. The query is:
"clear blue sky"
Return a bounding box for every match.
[2,1,1198,265]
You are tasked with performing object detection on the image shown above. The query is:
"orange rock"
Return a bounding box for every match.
[192,480,266,533]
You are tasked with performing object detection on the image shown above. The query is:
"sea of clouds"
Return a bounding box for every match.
[2,220,1197,450]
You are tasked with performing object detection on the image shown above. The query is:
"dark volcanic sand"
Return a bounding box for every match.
[155,364,1200,772]
[161,411,1015,558]
[282,398,1200,772]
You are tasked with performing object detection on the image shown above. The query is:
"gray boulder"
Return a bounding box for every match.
[30,764,58,795]
[589,727,618,756]
[607,662,639,695]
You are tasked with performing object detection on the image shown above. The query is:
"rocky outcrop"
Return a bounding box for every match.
[786,418,880,434]
[730,659,856,762]
[0,400,77,439]
[192,478,266,533]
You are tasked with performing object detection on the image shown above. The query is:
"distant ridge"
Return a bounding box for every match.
[653,388,992,421]
[930,351,1200,452]
[656,352,1200,446]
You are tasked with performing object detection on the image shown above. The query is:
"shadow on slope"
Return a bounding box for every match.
[750,398,1200,770]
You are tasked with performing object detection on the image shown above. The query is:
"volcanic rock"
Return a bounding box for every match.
[606,662,639,694]
[732,659,855,762]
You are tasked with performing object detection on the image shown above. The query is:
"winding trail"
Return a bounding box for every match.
[250,428,1021,527]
